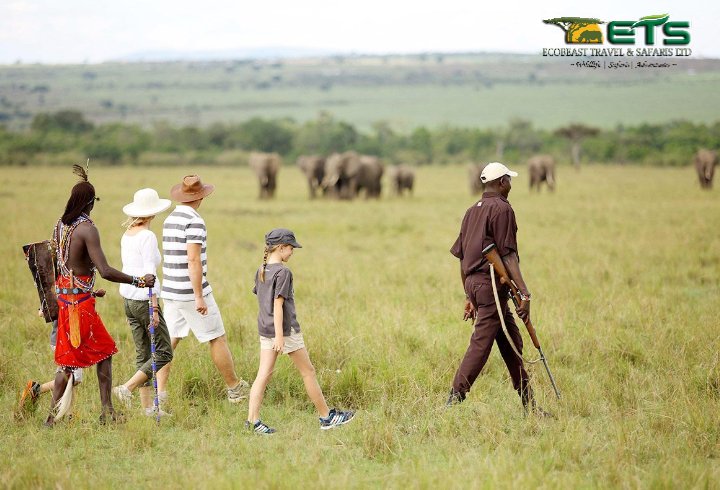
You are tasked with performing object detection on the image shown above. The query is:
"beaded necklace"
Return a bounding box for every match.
[52,213,96,291]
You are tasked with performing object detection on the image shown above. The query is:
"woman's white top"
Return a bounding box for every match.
[119,229,162,300]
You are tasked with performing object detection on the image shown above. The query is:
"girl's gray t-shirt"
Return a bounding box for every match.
[253,263,301,338]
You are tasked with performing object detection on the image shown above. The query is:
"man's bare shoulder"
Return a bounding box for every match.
[74,220,98,237]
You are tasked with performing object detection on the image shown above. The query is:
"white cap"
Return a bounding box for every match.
[480,162,518,183]
[122,188,172,218]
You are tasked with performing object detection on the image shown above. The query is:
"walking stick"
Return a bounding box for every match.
[148,288,161,424]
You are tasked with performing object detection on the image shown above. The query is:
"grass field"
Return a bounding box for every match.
[2,54,720,131]
[1,163,719,488]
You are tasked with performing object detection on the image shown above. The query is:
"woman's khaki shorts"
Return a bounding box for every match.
[259,331,305,354]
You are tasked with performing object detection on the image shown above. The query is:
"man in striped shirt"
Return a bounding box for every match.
[163,175,248,403]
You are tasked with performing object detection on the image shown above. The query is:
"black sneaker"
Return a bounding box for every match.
[246,419,276,435]
[445,389,465,407]
[319,408,355,430]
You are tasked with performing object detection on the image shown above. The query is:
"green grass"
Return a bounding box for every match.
[1,163,719,488]
[2,54,720,131]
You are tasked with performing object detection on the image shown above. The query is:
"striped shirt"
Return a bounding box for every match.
[161,205,212,301]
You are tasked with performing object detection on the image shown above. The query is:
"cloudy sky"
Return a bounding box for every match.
[1,0,717,64]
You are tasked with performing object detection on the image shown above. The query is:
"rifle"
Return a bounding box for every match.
[482,243,561,399]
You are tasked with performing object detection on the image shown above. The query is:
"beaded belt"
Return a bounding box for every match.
[56,287,92,295]
[57,293,92,307]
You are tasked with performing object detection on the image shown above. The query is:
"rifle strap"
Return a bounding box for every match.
[490,265,540,364]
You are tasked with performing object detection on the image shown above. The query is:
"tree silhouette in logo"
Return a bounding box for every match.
[543,17,605,44]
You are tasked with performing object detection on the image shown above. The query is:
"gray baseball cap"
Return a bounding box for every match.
[265,228,302,248]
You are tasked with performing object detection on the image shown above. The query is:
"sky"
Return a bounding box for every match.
[0,0,718,64]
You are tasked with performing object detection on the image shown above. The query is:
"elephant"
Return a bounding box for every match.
[579,30,602,43]
[528,154,556,192]
[322,151,362,199]
[321,152,384,199]
[249,152,281,199]
[468,163,484,195]
[694,149,718,189]
[356,155,384,199]
[389,164,415,196]
[296,155,326,199]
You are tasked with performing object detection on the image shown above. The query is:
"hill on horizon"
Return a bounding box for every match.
[1,52,719,132]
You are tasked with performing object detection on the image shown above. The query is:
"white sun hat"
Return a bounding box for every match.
[122,188,172,218]
[480,162,519,183]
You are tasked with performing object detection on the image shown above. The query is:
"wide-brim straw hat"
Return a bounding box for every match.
[122,188,172,218]
[170,174,215,203]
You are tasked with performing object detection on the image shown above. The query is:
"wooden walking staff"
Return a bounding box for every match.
[148,288,160,424]
[482,243,562,400]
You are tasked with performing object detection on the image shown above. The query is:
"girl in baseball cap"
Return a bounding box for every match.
[246,228,355,434]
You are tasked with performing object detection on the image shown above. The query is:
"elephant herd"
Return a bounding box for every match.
[249,151,415,200]
[249,148,718,200]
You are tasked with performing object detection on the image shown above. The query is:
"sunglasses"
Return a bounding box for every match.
[87,196,101,206]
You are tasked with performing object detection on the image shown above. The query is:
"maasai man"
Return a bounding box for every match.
[45,165,155,427]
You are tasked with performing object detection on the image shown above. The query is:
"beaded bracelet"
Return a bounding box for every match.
[132,276,147,288]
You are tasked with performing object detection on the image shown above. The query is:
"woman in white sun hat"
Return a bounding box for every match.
[112,188,174,417]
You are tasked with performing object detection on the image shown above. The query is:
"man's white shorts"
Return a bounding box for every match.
[163,293,226,343]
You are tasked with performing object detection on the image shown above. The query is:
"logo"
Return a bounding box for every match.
[543,14,690,46]
[543,17,605,44]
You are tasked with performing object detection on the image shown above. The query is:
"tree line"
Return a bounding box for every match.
[1,110,718,167]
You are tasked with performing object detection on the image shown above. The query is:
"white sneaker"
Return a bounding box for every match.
[227,380,249,403]
[112,385,133,408]
[145,407,172,418]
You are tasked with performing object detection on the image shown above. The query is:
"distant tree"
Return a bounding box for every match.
[409,127,433,164]
[468,129,496,161]
[85,123,150,164]
[371,121,398,156]
[294,112,357,155]
[206,123,230,149]
[555,123,600,169]
[499,119,542,159]
[31,110,93,133]
[150,121,183,152]
[437,126,472,156]
[236,118,294,154]
[178,126,207,151]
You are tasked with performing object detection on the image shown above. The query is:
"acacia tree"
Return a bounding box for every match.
[543,17,604,43]
[555,123,600,169]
